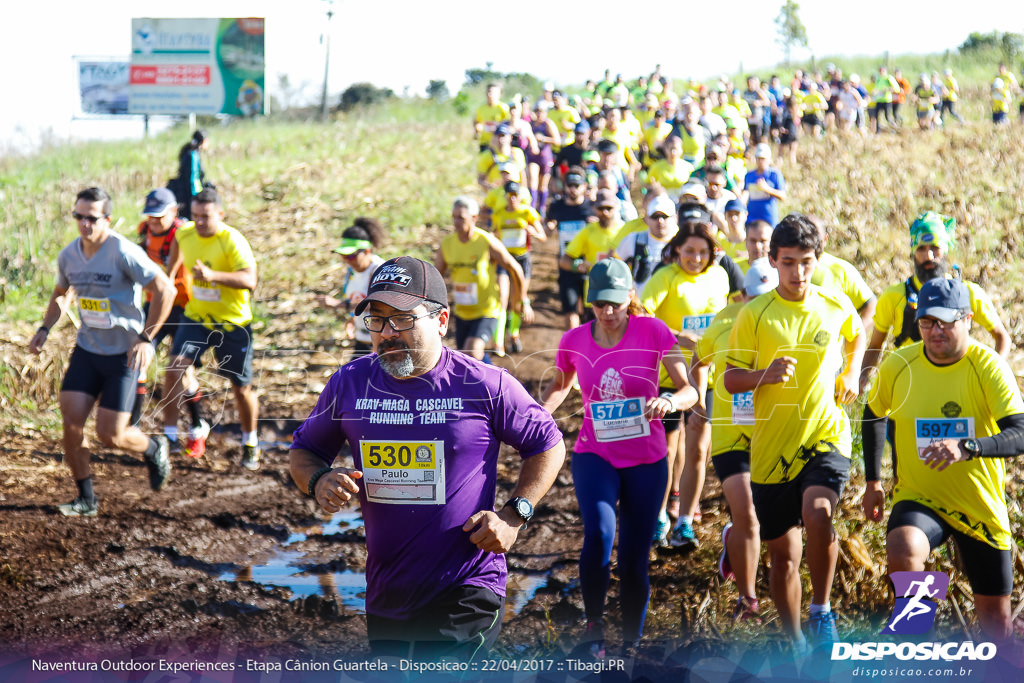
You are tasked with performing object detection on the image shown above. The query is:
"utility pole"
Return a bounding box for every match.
[320,0,335,122]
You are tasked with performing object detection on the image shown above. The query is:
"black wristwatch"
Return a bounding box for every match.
[960,438,981,461]
[504,497,534,528]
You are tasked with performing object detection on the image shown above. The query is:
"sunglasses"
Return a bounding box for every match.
[72,212,106,225]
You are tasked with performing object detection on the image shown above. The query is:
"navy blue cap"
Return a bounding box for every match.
[724,198,747,213]
[916,278,970,323]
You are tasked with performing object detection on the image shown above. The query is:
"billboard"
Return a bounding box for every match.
[129,18,265,116]
[77,60,131,115]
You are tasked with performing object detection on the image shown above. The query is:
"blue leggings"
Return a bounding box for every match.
[572,452,668,642]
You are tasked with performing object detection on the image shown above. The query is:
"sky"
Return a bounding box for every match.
[2,0,1023,151]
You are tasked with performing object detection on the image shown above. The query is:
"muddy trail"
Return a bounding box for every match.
[2,234,1007,681]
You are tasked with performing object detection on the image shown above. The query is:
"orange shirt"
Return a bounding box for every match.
[137,219,192,307]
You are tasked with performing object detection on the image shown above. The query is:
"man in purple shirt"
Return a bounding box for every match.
[290,256,565,660]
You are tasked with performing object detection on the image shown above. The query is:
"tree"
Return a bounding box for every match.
[427,80,450,102]
[775,0,809,66]
[337,83,395,112]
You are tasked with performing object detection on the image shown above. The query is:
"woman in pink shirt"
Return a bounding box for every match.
[541,258,697,658]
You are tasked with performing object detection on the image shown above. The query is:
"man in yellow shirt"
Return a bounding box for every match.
[861,212,1010,392]
[474,83,510,152]
[162,188,261,470]
[862,278,1024,641]
[724,213,864,651]
[435,197,527,361]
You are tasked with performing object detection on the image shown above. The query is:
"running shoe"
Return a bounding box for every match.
[668,518,699,550]
[805,611,840,646]
[167,438,182,456]
[584,622,605,660]
[145,435,171,491]
[719,522,735,581]
[508,336,523,354]
[187,419,210,459]
[241,444,261,471]
[733,596,760,622]
[653,509,671,547]
[58,496,98,517]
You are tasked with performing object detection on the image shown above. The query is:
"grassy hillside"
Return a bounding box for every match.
[2,93,1024,643]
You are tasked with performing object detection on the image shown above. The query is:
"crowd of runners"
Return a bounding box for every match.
[28,62,1024,662]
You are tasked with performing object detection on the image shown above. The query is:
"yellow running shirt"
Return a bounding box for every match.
[475,103,510,147]
[868,340,1024,549]
[177,223,256,326]
[490,205,541,257]
[811,252,874,310]
[440,228,502,320]
[873,276,999,348]
[641,262,730,379]
[727,286,860,484]
[694,302,751,456]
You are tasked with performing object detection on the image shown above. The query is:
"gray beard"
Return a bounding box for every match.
[377,346,416,378]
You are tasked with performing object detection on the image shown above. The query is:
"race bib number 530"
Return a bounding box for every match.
[359,440,446,505]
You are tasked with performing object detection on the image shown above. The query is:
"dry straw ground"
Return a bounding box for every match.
[2,111,1024,646]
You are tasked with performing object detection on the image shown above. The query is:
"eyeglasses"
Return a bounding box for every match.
[917,315,965,331]
[649,213,670,221]
[72,212,107,225]
[342,250,365,260]
[363,309,438,333]
[592,300,627,310]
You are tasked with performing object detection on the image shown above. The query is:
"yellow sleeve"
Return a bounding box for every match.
[873,283,903,335]
[967,282,1001,333]
[726,304,757,370]
[639,266,673,315]
[564,226,590,259]
[867,352,899,417]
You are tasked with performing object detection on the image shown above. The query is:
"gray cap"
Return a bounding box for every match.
[587,258,633,305]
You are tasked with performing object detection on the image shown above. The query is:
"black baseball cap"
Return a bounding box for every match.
[354,257,448,315]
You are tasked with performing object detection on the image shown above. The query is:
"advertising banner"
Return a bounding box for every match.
[77,60,131,115]
[129,18,265,116]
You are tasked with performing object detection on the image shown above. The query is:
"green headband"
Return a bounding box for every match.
[332,238,373,255]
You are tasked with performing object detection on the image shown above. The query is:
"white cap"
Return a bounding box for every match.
[646,195,676,217]
[743,258,779,297]
[754,143,772,159]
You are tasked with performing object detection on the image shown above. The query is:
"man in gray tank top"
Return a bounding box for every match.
[28,187,177,517]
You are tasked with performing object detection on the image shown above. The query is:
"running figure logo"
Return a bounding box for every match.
[884,571,949,635]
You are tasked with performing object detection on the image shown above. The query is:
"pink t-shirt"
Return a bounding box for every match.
[555,315,677,468]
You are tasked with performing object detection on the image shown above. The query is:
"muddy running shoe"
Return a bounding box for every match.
[668,518,699,550]
[508,335,523,354]
[584,622,605,660]
[187,419,210,459]
[652,510,671,548]
[58,496,98,517]
[719,522,735,581]
[805,611,840,646]
[145,435,171,491]
[241,444,261,471]
[733,596,760,622]
[167,438,182,456]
